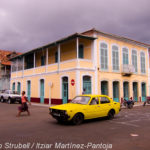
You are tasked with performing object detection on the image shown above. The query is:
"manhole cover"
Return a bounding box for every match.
[130,134,139,137]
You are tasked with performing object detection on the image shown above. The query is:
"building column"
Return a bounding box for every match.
[16,59,18,72]
[76,37,79,68]
[46,48,49,72]
[76,70,80,95]
[108,80,113,98]
[138,82,142,102]
[34,52,36,68]
[129,81,133,99]
[120,81,124,103]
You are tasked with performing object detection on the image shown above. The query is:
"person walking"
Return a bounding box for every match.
[82,88,86,95]
[17,91,31,117]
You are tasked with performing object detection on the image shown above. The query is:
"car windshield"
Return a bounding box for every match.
[10,91,19,95]
[70,96,91,104]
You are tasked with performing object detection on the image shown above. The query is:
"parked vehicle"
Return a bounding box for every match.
[0,90,21,104]
[122,99,134,109]
[49,95,121,125]
[143,96,150,106]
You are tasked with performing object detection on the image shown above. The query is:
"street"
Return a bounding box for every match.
[0,103,150,150]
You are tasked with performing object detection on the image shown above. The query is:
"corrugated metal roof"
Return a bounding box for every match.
[10,33,96,60]
[82,28,150,48]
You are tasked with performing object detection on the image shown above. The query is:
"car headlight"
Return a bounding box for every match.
[64,110,68,115]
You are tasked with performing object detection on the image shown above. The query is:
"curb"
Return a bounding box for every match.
[31,102,150,108]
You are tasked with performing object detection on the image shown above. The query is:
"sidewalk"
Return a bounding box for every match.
[121,102,150,108]
[31,101,149,108]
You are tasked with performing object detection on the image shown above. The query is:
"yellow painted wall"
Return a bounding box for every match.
[61,40,76,61]
[48,46,57,64]
[96,34,149,99]
[11,71,77,100]
[79,38,92,59]
[79,60,93,68]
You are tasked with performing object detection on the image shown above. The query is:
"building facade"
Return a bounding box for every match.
[10,29,150,104]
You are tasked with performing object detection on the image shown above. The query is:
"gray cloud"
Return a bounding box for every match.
[0,0,150,52]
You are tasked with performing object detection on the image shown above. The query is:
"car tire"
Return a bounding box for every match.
[1,97,4,103]
[57,119,64,124]
[7,98,12,104]
[72,113,84,125]
[107,110,115,120]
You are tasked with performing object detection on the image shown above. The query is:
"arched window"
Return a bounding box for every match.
[140,52,146,73]
[123,82,129,100]
[17,82,21,94]
[132,50,138,73]
[27,80,31,101]
[113,81,119,102]
[141,82,146,101]
[100,43,108,70]
[122,47,129,65]
[12,82,15,91]
[112,45,119,71]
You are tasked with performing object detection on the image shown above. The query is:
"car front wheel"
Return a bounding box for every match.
[1,97,4,103]
[72,113,84,125]
[7,98,12,104]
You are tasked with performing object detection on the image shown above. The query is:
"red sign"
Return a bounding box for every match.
[71,79,75,86]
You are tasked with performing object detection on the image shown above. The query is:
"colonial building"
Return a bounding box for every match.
[10,29,150,104]
[0,50,20,91]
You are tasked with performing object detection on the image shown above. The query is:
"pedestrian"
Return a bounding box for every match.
[17,91,31,117]
[82,88,86,95]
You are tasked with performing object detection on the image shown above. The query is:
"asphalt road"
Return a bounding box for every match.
[0,103,150,150]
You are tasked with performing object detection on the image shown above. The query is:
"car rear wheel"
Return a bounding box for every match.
[107,110,115,120]
[72,113,84,125]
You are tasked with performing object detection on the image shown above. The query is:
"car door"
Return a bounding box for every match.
[84,97,101,119]
[99,96,112,117]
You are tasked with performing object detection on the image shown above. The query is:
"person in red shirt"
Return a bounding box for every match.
[17,91,31,117]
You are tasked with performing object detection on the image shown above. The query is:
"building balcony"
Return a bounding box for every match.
[11,59,94,78]
[121,64,135,76]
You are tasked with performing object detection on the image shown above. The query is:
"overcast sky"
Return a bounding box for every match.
[0,0,150,52]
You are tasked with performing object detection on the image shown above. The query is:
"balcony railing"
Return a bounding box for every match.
[121,64,135,76]
[0,70,11,76]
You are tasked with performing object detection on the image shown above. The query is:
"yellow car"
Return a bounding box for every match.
[49,95,121,125]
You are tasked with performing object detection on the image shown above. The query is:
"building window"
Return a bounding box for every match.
[140,52,146,73]
[100,43,108,70]
[122,47,129,65]
[40,79,44,103]
[132,50,138,73]
[112,45,119,71]
[79,44,84,59]
[55,51,58,63]
[41,56,46,66]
